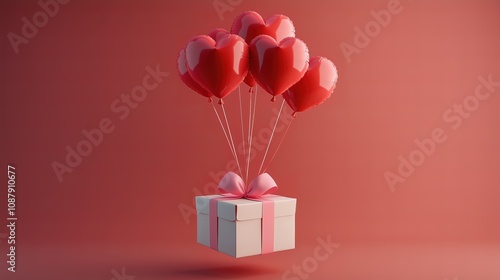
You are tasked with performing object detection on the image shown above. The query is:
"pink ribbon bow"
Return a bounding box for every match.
[209,172,278,255]
[218,172,278,198]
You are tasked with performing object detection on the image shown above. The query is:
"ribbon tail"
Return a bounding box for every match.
[261,199,275,254]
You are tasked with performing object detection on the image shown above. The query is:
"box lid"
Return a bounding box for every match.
[196,195,296,222]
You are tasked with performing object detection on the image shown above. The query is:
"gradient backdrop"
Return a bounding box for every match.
[1,0,500,279]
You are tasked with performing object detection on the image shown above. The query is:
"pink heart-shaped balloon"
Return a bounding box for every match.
[231,11,295,87]
[283,56,338,113]
[185,34,249,99]
[249,35,309,98]
[176,48,213,100]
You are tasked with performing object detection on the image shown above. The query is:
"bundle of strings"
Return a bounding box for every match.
[211,86,294,185]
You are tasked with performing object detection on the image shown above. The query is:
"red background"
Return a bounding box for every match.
[1,0,500,279]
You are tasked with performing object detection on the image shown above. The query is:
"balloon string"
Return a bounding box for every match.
[258,99,285,175]
[245,89,252,185]
[211,102,235,159]
[262,117,294,173]
[221,102,243,177]
[246,86,257,184]
[238,86,246,178]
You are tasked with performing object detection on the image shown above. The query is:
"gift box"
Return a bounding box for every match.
[196,194,297,258]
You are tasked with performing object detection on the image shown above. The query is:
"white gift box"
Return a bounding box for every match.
[196,194,297,258]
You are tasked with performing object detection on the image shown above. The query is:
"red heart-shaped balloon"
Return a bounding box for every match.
[283,56,338,113]
[231,11,295,44]
[177,48,213,101]
[185,34,249,99]
[208,28,230,41]
[208,28,256,89]
[231,11,295,87]
[242,70,257,88]
[249,35,309,98]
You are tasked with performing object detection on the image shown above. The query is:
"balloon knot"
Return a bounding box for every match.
[249,87,253,93]
[292,112,297,118]
[218,98,224,105]
[208,97,213,103]
[271,96,276,102]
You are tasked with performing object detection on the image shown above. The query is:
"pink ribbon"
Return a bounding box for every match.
[209,172,278,255]
[218,172,278,198]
